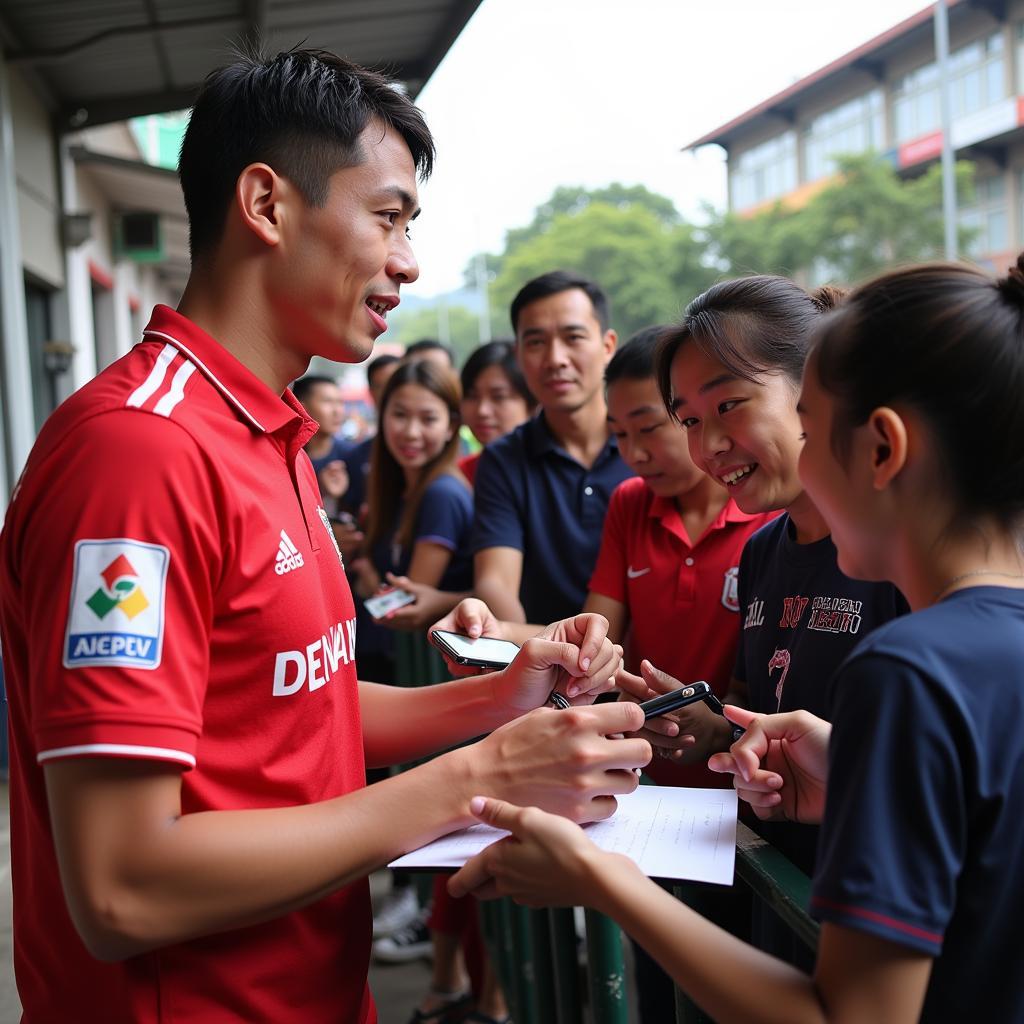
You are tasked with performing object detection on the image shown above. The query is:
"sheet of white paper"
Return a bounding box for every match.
[389,786,738,885]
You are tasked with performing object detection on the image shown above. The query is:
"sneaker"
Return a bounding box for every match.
[372,886,419,939]
[373,912,433,963]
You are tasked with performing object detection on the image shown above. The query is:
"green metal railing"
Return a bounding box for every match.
[394,630,820,1022]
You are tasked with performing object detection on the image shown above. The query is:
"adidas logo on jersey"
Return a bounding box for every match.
[275,530,305,575]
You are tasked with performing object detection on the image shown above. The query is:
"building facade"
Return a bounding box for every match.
[688,0,1021,271]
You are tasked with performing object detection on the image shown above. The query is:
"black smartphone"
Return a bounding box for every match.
[640,681,713,720]
[430,629,521,669]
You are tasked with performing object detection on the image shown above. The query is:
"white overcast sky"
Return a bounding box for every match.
[409,0,930,297]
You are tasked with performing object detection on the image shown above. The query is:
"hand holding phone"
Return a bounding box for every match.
[364,588,416,619]
[430,629,521,670]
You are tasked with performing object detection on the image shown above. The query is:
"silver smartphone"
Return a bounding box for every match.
[430,629,520,669]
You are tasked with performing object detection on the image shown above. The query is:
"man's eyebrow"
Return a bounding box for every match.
[376,186,420,218]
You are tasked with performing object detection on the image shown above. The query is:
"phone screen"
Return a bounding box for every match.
[431,630,520,667]
[364,588,416,618]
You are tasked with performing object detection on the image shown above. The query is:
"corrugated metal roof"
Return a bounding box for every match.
[0,0,481,128]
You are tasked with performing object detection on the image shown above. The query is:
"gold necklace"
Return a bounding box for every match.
[932,570,1024,604]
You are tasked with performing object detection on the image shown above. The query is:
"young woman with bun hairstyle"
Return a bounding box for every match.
[616,275,907,966]
[445,258,1024,1023]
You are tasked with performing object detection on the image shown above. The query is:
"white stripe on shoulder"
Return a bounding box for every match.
[126,343,177,408]
[153,359,196,417]
[37,743,197,767]
[143,329,266,432]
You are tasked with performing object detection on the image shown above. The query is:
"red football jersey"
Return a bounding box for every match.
[589,476,778,787]
[0,306,375,1022]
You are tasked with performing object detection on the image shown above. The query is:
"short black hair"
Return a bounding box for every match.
[461,340,535,408]
[605,325,668,387]
[509,270,610,333]
[292,374,338,404]
[179,47,435,260]
[404,338,454,366]
[366,353,400,387]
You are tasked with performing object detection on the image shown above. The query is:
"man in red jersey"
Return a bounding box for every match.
[0,50,647,1023]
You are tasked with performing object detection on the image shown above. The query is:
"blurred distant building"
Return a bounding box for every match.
[688,0,1018,271]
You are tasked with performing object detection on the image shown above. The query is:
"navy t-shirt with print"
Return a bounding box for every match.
[735,513,908,873]
[813,587,1024,1022]
[372,473,474,593]
[470,414,633,623]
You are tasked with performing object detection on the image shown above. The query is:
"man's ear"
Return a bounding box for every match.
[235,163,287,248]
[867,407,908,490]
[602,329,618,363]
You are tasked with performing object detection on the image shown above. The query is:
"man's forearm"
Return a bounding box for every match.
[47,752,479,962]
[360,674,523,767]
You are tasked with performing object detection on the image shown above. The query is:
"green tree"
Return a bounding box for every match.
[705,153,976,283]
[464,183,684,289]
[385,304,483,365]
[489,199,717,339]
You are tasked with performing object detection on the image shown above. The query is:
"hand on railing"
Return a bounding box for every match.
[708,708,831,824]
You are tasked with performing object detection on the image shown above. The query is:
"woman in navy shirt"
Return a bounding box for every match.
[448,256,1024,1023]
[354,360,473,618]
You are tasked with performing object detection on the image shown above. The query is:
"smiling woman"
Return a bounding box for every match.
[358,359,473,612]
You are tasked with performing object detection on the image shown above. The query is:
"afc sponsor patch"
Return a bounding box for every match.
[63,539,169,670]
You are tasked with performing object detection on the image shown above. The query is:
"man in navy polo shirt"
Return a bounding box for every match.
[472,271,634,624]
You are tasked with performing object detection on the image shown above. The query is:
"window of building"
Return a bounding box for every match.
[24,278,54,433]
[730,131,798,209]
[894,31,1005,143]
[960,173,1008,259]
[803,89,885,181]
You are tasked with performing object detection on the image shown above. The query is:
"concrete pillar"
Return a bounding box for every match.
[59,138,97,391]
[112,260,134,358]
[0,52,36,497]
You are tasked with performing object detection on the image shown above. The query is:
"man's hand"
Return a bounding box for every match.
[616,661,734,763]
[430,599,508,676]
[319,460,349,500]
[490,626,622,713]
[708,707,831,823]
[448,796,636,906]
[462,700,650,824]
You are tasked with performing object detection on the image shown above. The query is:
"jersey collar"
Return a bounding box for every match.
[141,305,316,442]
[649,493,761,547]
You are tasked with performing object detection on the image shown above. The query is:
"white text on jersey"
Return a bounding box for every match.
[273,618,358,696]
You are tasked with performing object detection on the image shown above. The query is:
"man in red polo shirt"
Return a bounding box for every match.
[0,50,648,1024]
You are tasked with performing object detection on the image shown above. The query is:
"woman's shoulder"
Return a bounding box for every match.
[422,471,473,505]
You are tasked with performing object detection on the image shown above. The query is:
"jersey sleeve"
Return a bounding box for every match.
[587,481,631,602]
[413,475,473,552]
[811,652,965,955]
[14,410,224,770]
[469,442,525,555]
